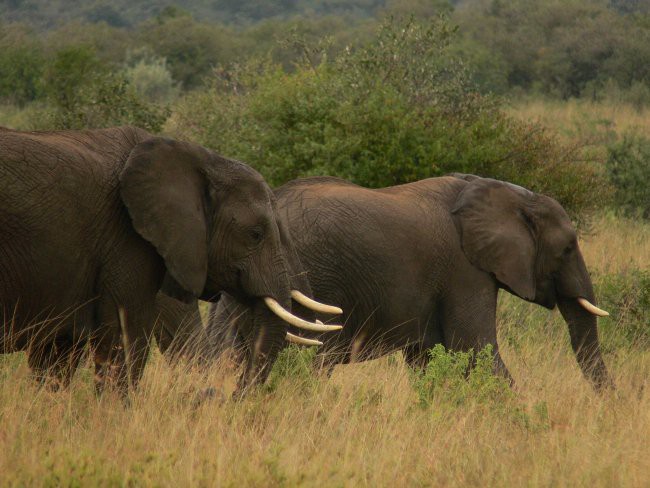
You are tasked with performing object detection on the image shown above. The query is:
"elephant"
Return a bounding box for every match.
[207,174,613,390]
[153,292,209,362]
[0,126,341,395]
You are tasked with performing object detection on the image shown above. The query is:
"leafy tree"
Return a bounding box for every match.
[43,46,104,113]
[0,23,46,105]
[84,5,130,27]
[606,132,650,218]
[124,55,179,104]
[138,16,238,89]
[45,72,169,132]
[170,17,609,224]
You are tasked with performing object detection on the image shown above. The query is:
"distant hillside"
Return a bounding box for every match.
[0,0,387,29]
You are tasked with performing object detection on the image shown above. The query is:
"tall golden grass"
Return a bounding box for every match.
[507,99,650,142]
[0,215,648,487]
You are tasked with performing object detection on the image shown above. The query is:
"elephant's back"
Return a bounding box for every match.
[0,126,149,174]
[0,126,151,214]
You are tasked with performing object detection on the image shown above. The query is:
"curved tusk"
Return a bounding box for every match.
[290,290,343,315]
[286,332,323,346]
[263,297,343,332]
[577,297,610,317]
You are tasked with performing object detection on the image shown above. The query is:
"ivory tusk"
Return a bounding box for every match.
[286,332,323,346]
[290,290,343,315]
[577,297,610,317]
[263,297,343,332]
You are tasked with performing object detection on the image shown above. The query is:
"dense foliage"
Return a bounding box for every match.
[606,132,650,219]
[2,1,650,101]
[170,18,609,224]
[454,0,650,100]
[1,0,647,218]
[596,268,650,351]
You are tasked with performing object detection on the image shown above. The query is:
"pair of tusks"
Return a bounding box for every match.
[262,291,343,347]
[577,297,609,317]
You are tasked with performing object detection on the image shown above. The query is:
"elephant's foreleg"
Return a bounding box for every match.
[403,319,444,372]
[93,295,155,398]
[115,305,154,395]
[440,271,513,384]
[403,342,429,371]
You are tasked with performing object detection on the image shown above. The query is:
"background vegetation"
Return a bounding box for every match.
[2,0,649,219]
[1,1,649,485]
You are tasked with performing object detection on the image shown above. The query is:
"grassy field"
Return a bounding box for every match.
[508,98,650,140]
[0,214,648,487]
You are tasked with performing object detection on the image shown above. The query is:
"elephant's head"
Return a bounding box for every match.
[451,174,612,390]
[119,137,341,386]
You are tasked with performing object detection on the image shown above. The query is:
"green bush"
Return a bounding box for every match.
[606,132,650,219]
[595,268,650,352]
[0,25,46,105]
[39,46,169,131]
[170,17,609,225]
[43,46,104,112]
[411,344,513,409]
[124,56,180,104]
[45,73,169,132]
[265,345,318,393]
[0,46,44,105]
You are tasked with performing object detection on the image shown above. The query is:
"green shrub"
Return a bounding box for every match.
[0,25,46,106]
[606,132,650,219]
[43,46,103,113]
[0,46,45,105]
[412,344,513,409]
[595,268,650,352]
[37,45,169,131]
[124,56,180,104]
[170,17,610,225]
[265,345,317,393]
[45,73,169,132]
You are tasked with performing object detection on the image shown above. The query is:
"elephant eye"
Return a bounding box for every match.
[249,226,264,244]
[563,242,575,256]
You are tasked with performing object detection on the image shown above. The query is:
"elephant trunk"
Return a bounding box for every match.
[557,297,613,391]
[555,251,613,391]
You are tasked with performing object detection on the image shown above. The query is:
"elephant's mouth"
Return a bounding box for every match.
[546,280,609,317]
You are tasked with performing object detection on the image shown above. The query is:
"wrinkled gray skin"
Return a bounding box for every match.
[208,174,613,391]
[0,126,313,395]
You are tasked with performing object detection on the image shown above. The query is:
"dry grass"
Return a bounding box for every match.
[507,99,650,143]
[581,214,650,275]
[1,216,648,487]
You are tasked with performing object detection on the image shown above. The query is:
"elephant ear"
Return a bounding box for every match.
[120,137,209,298]
[451,177,537,300]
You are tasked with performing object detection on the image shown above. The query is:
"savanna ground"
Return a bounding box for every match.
[1,101,649,486]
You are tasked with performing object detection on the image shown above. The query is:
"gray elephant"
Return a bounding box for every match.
[0,127,341,395]
[209,174,612,390]
[153,292,209,362]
